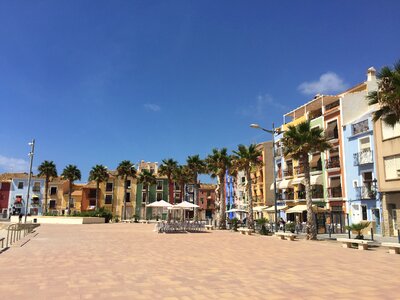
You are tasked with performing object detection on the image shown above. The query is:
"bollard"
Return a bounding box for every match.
[370,228,374,241]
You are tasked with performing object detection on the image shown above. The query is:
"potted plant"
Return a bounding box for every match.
[285,222,295,233]
[345,222,371,239]
[230,217,239,231]
[256,218,270,235]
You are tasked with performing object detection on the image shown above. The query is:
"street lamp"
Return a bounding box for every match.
[250,123,279,232]
[24,139,35,223]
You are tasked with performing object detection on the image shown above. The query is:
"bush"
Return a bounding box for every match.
[345,222,371,239]
[285,222,295,233]
[113,215,120,223]
[230,217,239,231]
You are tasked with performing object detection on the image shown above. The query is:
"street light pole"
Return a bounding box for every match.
[250,123,279,232]
[24,139,35,223]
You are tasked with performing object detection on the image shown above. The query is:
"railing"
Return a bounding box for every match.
[353,150,373,166]
[325,100,340,111]
[356,186,376,199]
[326,131,339,140]
[284,192,294,200]
[296,190,324,199]
[5,223,40,248]
[283,168,293,177]
[294,165,305,175]
[326,157,340,169]
[327,187,342,198]
[310,165,323,172]
[352,119,369,136]
[276,193,284,200]
[296,191,306,199]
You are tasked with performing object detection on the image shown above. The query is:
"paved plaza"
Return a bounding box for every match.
[0,223,399,299]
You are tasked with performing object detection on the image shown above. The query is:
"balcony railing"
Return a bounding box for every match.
[276,193,284,200]
[284,191,294,200]
[353,150,373,166]
[296,189,324,199]
[352,120,369,136]
[326,157,340,169]
[32,187,41,192]
[296,191,306,199]
[294,165,305,175]
[356,186,377,199]
[325,100,340,111]
[310,165,323,172]
[327,187,342,198]
[283,168,293,177]
[326,131,339,140]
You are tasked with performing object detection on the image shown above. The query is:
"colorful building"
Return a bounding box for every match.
[198,183,216,220]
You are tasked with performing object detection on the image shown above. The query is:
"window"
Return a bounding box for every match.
[142,192,147,203]
[88,189,97,198]
[174,192,180,200]
[126,180,131,189]
[18,182,24,189]
[382,121,400,140]
[50,187,57,195]
[384,155,400,180]
[125,192,131,202]
[156,192,162,201]
[361,205,368,221]
[49,200,56,209]
[200,197,204,204]
[241,177,245,183]
[207,191,211,197]
[352,120,369,136]
[156,180,163,190]
[150,168,155,174]
[106,183,113,192]
[105,195,112,204]
[33,182,41,192]
[326,120,339,140]
[89,199,96,206]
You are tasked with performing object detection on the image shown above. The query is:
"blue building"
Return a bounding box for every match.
[8,174,45,216]
[225,170,235,220]
[343,113,382,233]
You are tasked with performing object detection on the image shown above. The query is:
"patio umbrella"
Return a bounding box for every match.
[146,200,173,220]
[174,201,199,209]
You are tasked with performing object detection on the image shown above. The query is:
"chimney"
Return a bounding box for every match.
[367,67,376,82]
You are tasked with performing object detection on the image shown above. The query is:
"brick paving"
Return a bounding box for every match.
[0,223,399,300]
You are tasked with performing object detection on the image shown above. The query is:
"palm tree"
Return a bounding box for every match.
[37,160,57,214]
[206,148,231,229]
[232,144,263,230]
[137,169,157,219]
[88,165,109,209]
[173,165,193,203]
[367,61,400,127]
[159,158,178,204]
[61,165,81,215]
[187,155,206,220]
[281,121,331,240]
[117,160,137,220]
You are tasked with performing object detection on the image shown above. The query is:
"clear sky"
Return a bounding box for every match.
[0,1,399,181]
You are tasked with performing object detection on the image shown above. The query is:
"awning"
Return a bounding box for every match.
[264,205,287,212]
[286,205,327,214]
[253,206,268,212]
[311,175,323,185]
[226,208,247,213]
[270,182,275,190]
[278,180,292,189]
[291,177,304,185]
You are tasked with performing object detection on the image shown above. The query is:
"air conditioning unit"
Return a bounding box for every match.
[352,180,358,188]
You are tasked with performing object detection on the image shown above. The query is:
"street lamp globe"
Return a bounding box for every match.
[250,123,260,129]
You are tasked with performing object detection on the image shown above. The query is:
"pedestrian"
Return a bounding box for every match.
[279,217,286,231]
[18,213,23,223]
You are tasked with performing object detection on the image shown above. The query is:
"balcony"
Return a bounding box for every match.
[283,168,293,177]
[296,189,324,199]
[325,100,340,111]
[356,186,377,199]
[310,165,323,173]
[296,190,306,199]
[353,150,373,166]
[284,191,294,200]
[32,186,41,192]
[294,165,305,175]
[276,193,284,200]
[31,199,40,207]
[326,157,340,169]
[327,187,342,198]
[352,120,369,136]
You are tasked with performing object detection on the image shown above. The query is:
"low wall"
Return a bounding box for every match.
[10,216,105,224]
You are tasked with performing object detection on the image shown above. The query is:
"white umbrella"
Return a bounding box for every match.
[174,201,199,209]
[146,200,173,207]
[226,209,247,213]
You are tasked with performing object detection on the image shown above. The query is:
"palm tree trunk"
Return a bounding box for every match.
[168,175,174,204]
[304,157,317,240]
[123,176,127,220]
[246,170,254,230]
[194,174,199,221]
[218,174,226,229]
[96,181,99,209]
[44,177,49,215]
[68,181,72,216]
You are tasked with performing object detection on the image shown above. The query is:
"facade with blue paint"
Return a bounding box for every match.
[8,174,45,216]
[225,171,235,220]
[343,113,382,233]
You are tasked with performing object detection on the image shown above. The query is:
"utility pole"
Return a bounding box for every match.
[24,139,35,223]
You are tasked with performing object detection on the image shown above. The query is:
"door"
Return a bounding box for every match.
[372,209,381,234]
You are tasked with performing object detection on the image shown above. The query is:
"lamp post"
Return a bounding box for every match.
[250,123,279,232]
[24,139,35,223]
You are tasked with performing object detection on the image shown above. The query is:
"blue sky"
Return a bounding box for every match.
[0,1,399,181]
